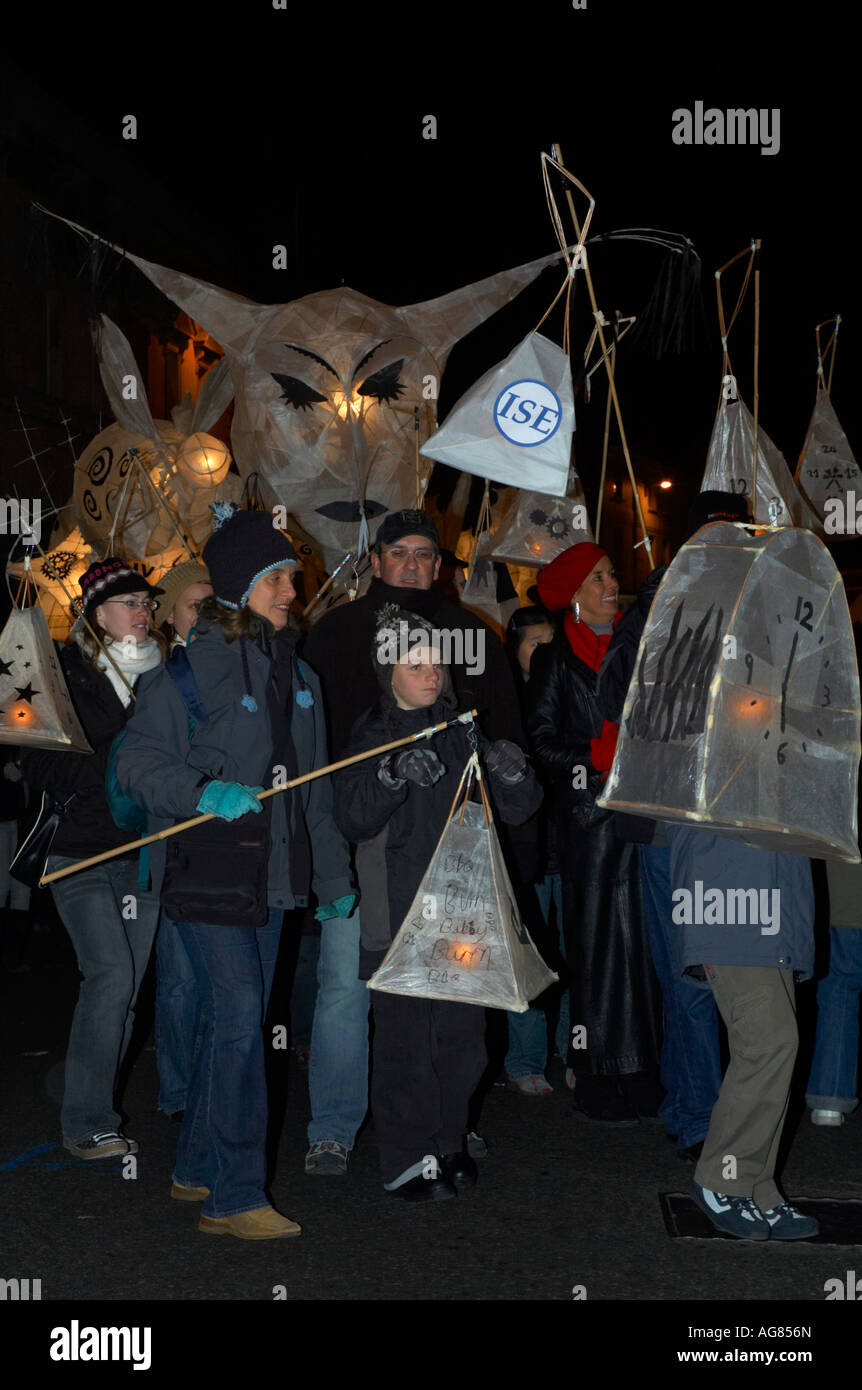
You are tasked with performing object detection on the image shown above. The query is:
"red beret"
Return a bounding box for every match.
[537,542,609,611]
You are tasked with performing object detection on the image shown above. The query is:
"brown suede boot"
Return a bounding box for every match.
[171,1182,210,1201]
[199,1206,302,1239]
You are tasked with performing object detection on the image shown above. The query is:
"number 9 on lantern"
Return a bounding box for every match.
[598,522,861,862]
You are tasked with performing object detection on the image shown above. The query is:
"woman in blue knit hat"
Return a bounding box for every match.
[116,505,355,1240]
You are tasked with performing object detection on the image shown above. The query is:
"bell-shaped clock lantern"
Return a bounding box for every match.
[598,522,861,862]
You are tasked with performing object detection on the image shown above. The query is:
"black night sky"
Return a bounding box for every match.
[2,2,860,555]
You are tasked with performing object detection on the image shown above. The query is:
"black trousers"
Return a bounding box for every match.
[560,814,662,1077]
[371,990,488,1185]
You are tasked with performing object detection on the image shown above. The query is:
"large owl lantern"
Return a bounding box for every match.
[119,246,565,571]
[598,523,861,862]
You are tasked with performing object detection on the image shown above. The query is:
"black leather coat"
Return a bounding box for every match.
[525,631,661,1075]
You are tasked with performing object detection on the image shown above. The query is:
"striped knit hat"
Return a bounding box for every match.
[78,557,163,618]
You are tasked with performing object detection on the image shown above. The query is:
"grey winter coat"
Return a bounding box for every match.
[666,824,815,981]
[115,622,352,911]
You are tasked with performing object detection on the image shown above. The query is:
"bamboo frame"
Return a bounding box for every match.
[715,239,763,510]
[38,709,479,885]
[544,146,652,560]
[815,315,842,394]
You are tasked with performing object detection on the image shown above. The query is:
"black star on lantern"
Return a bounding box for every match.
[13,682,40,704]
[15,645,24,650]
[0,657,13,676]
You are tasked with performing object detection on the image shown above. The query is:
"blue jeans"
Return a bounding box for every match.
[638,844,722,1148]
[505,874,565,1077]
[806,926,862,1113]
[307,911,369,1148]
[173,909,283,1218]
[48,853,160,1146]
[155,915,204,1114]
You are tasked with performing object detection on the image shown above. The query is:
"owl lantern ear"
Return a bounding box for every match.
[93,314,163,456]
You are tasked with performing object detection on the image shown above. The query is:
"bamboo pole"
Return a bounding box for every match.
[549,146,652,561]
[39,709,479,885]
[594,340,616,545]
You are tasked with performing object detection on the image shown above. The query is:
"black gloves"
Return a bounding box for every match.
[484,739,527,784]
[377,747,446,789]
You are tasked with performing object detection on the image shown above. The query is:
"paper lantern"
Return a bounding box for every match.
[105,241,565,568]
[420,332,573,498]
[74,421,182,559]
[174,432,231,486]
[598,522,861,862]
[0,607,92,751]
[701,378,821,530]
[368,788,557,1011]
[6,526,95,639]
[488,467,593,567]
[796,387,862,535]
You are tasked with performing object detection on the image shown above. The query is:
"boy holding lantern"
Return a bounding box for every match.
[334,603,542,1202]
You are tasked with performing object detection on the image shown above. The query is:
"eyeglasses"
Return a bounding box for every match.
[383,547,437,563]
[104,598,158,612]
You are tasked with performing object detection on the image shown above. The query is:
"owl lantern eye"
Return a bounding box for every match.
[356,358,406,405]
[271,373,328,412]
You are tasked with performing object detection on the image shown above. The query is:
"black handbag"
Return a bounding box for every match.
[159,807,271,927]
[10,789,78,889]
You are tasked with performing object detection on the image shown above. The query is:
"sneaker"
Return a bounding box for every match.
[466,1131,488,1158]
[811,1109,844,1126]
[688,1181,770,1240]
[507,1074,553,1096]
[762,1203,820,1240]
[304,1139,349,1175]
[66,1131,138,1160]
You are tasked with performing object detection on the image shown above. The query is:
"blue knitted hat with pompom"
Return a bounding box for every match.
[202,502,299,609]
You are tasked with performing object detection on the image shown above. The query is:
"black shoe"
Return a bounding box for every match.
[441,1151,478,1190]
[387,1173,458,1203]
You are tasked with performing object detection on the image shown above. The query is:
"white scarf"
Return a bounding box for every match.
[73,626,163,707]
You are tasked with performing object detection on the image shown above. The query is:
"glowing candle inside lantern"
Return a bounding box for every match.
[175,432,231,485]
[9,702,36,727]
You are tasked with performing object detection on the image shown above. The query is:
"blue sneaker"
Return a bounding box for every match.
[762,1203,820,1240]
[689,1181,770,1240]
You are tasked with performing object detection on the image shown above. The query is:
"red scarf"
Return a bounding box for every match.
[563,609,621,777]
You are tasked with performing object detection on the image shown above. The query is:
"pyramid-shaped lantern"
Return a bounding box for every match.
[489,465,593,567]
[420,333,573,498]
[0,607,92,751]
[598,523,860,862]
[701,378,821,530]
[369,768,558,1010]
[796,387,862,535]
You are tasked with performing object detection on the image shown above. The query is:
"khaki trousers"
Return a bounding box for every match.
[693,964,797,1211]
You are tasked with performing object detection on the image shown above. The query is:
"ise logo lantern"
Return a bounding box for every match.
[0,607,92,752]
[598,522,861,862]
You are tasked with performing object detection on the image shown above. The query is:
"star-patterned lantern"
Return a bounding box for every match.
[0,607,92,751]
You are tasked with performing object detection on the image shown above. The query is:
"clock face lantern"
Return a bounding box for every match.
[598,522,861,862]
